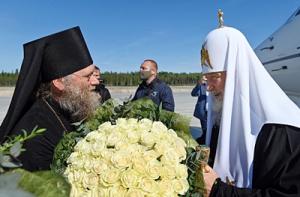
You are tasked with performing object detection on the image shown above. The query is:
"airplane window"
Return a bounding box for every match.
[296,9,300,16]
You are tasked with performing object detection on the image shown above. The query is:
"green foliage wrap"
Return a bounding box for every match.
[51,132,82,175]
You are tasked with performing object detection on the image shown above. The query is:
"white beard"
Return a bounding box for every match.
[212,94,223,126]
[58,81,100,122]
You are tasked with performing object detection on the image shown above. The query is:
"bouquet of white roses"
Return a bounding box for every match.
[65,118,189,197]
[53,98,207,197]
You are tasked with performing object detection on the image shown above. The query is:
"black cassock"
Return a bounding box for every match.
[209,124,300,196]
[10,98,73,171]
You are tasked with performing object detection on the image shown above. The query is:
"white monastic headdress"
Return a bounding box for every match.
[201,10,300,188]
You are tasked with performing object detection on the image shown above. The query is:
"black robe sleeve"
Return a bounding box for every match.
[210,124,300,197]
[10,99,72,171]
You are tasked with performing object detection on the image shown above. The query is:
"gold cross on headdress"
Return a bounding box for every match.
[218,9,224,28]
[201,45,212,69]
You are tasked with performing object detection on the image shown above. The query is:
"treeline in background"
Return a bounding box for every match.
[0,70,19,86]
[0,70,202,86]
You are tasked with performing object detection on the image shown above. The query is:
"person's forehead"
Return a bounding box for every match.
[93,69,100,74]
[75,64,95,75]
[203,71,226,77]
[141,61,152,68]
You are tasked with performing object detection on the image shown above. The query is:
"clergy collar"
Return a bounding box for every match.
[44,97,73,123]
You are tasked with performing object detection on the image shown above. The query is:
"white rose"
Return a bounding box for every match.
[100,168,121,187]
[132,157,146,175]
[157,180,175,196]
[89,187,100,197]
[138,178,158,193]
[74,140,91,154]
[107,132,124,147]
[154,142,169,155]
[98,187,109,197]
[70,184,85,197]
[91,141,106,157]
[111,150,131,169]
[138,119,153,132]
[66,170,74,183]
[100,149,114,164]
[82,172,99,189]
[126,188,145,197]
[140,131,157,148]
[98,121,112,131]
[174,137,187,148]
[160,164,176,180]
[160,149,180,165]
[85,131,106,143]
[172,179,189,195]
[67,152,80,164]
[142,150,159,162]
[108,186,127,197]
[145,160,161,180]
[166,129,178,138]
[126,144,146,155]
[83,159,94,173]
[173,145,186,161]
[125,129,140,144]
[127,118,138,127]
[72,169,86,183]
[92,160,109,175]
[116,118,127,127]
[120,169,141,188]
[175,164,188,179]
[151,121,168,134]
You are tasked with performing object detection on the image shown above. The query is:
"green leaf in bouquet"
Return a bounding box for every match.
[10,141,22,158]
[122,98,159,120]
[0,155,21,168]
[85,99,118,130]
[52,132,82,175]
[185,145,211,196]
[0,127,45,154]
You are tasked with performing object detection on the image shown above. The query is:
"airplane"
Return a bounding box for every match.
[255,7,300,107]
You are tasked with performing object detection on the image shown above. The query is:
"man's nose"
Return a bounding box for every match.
[206,84,214,92]
[89,75,100,86]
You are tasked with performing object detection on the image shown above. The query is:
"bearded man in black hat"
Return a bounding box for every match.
[0,27,100,171]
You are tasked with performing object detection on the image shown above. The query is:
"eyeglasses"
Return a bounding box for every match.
[72,73,94,81]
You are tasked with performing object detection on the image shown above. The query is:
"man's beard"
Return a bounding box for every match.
[58,82,100,122]
[212,93,223,126]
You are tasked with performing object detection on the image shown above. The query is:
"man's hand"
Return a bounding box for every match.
[202,164,219,197]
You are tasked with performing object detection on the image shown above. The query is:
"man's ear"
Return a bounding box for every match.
[151,68,157,76]
[52,78,65,91]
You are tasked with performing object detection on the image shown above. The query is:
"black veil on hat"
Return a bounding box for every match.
[0,26,93,142]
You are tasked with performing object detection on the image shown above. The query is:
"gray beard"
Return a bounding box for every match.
[212,95,223,126]
[58,83,100,122]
